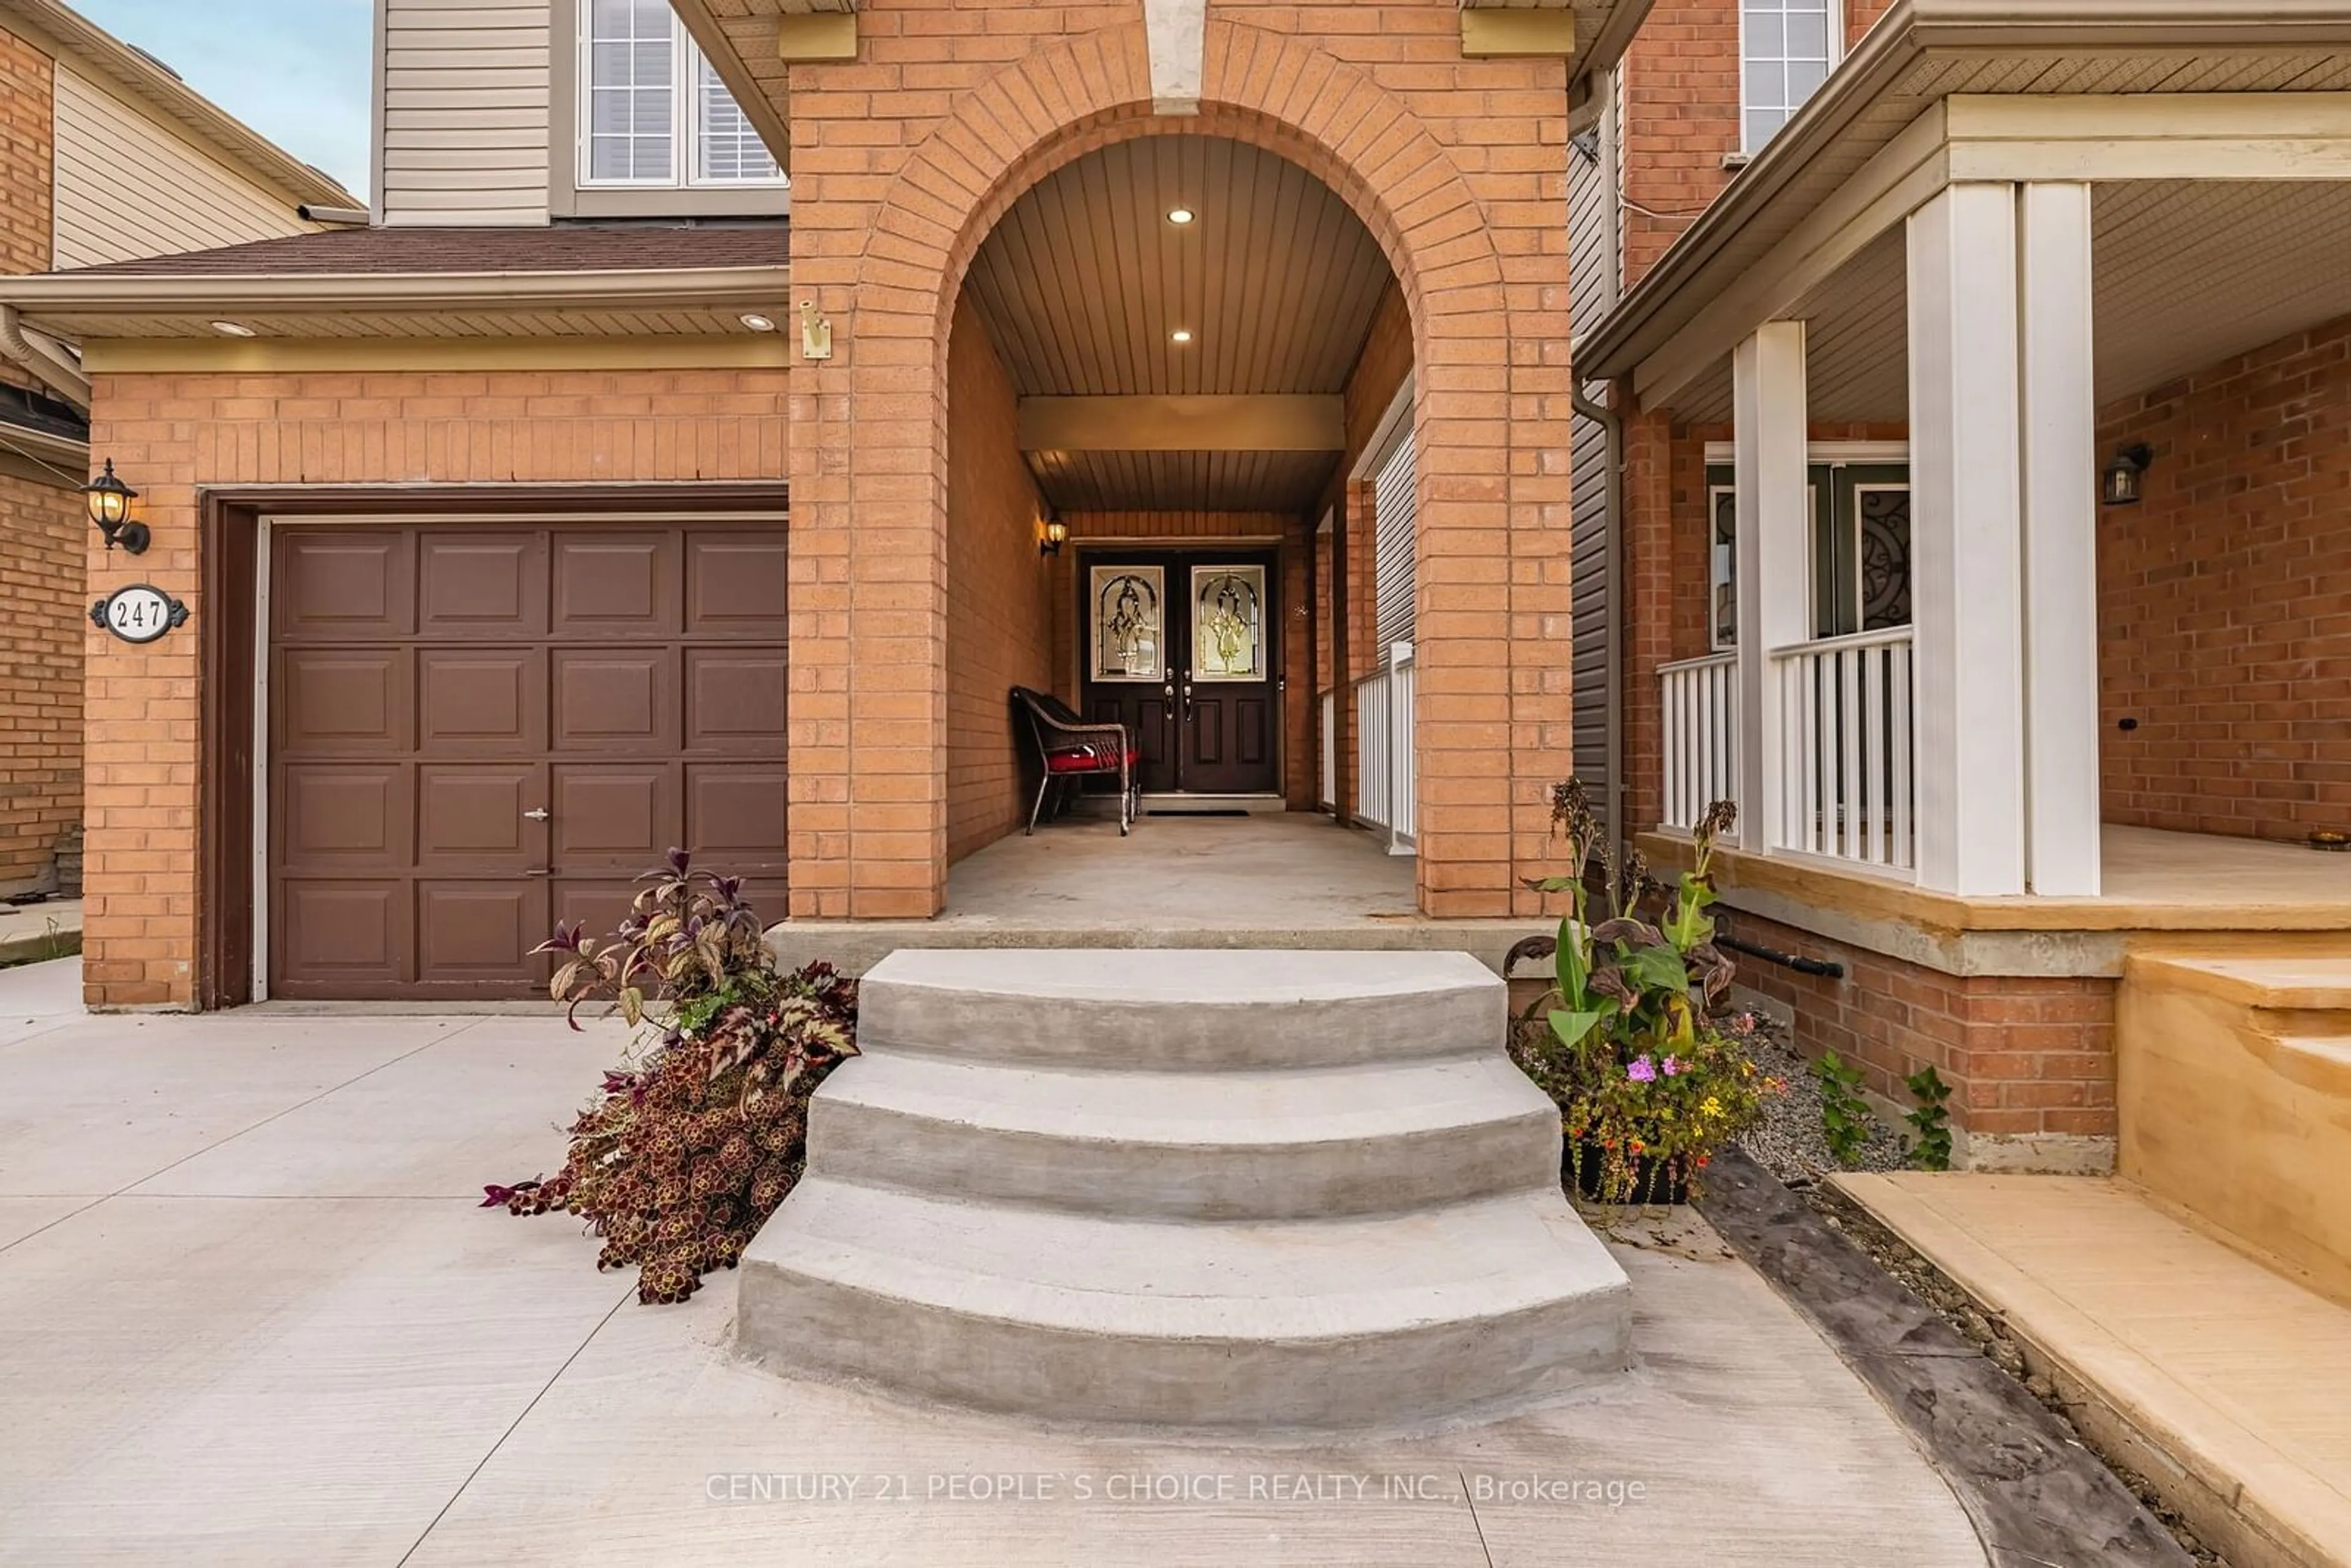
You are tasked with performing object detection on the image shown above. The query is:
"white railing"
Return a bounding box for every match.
[1352,642,1416,855]
[1660,651,1738,833]
[1771,627,1916,873]
[1318,689,1337,811]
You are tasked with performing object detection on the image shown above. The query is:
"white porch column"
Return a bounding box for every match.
[2018,182,2102,896]
[1908,184,2028,896]
[1733,321,1811,851]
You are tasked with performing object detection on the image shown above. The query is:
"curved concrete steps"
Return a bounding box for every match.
[737,949,1632,1431]
[808,1051,1562,1219]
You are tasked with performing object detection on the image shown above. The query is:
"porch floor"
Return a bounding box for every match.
[771,813,1550,977]
[1654,823,2351,936]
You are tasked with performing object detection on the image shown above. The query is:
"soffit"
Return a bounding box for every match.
[1579,0,2351,387]
[1031,450,1343,513]
[1675,177,2351,424]
[964,137,1393,399]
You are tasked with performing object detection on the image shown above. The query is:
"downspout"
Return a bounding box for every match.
[0,306,92,411]
[1572,384,1626,856]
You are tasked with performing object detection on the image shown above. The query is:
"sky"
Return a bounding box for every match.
[71,0,375,200]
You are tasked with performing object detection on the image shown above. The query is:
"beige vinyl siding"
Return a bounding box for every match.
[51,65,310,270]
[381,0,552,227]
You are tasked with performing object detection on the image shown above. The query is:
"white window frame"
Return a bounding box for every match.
[577,2,785,191]
[1738,0,1844,156]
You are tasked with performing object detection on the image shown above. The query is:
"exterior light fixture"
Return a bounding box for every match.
[2101,442,2153,508]
[1167,207,1195,225]
[81,459,149,555]
[1038,513,1068,558]
[209,320,257,338]
[740,312,777,332]
[1170,329,1193,344]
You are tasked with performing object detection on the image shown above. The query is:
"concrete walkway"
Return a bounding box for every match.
[0,959,1986,1566]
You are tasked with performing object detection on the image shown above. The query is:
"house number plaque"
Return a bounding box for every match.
[91,584,189,645]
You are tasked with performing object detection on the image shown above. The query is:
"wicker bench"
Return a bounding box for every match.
[1010,685,1138,836]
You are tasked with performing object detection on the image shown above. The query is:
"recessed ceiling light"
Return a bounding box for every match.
[1167,208,1195,225]
[1170,329,1193,344]
[209,320,257,338]
[740,312,777,332]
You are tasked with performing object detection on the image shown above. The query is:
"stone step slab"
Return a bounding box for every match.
[809,1049,1562,1220]
[737,1177,1632,1431]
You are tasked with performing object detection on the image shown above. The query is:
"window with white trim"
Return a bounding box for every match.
[582,0,783,188]
[1372,430,1417,654]
[1741,0,1835,153]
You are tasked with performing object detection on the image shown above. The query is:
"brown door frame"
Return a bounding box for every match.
[196,483,788,1011]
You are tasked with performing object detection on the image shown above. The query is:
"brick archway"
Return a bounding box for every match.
[784,15,1569,920]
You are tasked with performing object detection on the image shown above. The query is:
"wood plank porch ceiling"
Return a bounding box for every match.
[962,136,1396,514]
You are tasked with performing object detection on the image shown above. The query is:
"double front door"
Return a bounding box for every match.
[1079,549,1280,797]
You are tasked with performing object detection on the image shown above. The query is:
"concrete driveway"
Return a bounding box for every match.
[0,959,1986,1567]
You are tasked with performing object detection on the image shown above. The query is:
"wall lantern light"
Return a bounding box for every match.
[81,459,149,555]
[2101,442,2153,508]
[1038,512,1068,558]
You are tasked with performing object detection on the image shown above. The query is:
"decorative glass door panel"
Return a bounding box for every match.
[1192,565,1265,682]
[1090,565,1164,681]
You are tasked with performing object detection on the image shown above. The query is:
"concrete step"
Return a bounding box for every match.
[855,947,1504,1069]
[737,1177,1632,1431]
[809,1049,1562,1220]
[738,948,1629,1431]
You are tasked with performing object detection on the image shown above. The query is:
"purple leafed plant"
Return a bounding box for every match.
[487,850,858,1305]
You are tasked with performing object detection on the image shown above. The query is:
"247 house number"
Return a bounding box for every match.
[91,584,189,645]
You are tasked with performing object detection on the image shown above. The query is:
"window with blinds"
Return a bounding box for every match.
[581,1,785,189]
[1372,432,1417,655]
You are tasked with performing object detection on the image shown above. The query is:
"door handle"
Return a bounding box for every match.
[523,808,550,822]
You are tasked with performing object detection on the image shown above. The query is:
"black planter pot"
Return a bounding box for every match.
[1565,1137,1691,1206]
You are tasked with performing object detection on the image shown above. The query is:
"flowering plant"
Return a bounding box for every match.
[1507,782,1782,1202]
[486,851,857,1304]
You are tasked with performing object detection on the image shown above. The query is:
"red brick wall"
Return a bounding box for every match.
[0,26,52,276]
[2098,316,2351,844]
[0,25,55,399]
[1326,282,1412,825]
[1848,0,1896,45]
[85,365,787,1008]
[945,297,1053,864]
[0,468,82,890]
[1729,909,2119,1143]
[784,1,1577,919]
[1617,0,1739,288]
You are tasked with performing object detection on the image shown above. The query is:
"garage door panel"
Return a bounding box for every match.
[418,764,541,865]
[276,880,410,987]
[553,533,679,637]
[419,533,546,636]
[419,648,547,752]
[417,882,549,985]
[274,532,414,639]
[277,648,414,754]
[269,521,786,1001]
[684,648,787,751]
[553,648,680,751]
[686,531,787,634]
[685,765,789,874]
[277,765,410,871]
[552,763,678,866]
[550,880,642,955]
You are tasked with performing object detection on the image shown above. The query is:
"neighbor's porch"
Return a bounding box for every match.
[1625,100,2351,902]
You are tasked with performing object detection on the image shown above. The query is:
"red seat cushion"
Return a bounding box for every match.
[1044,743,1139,775]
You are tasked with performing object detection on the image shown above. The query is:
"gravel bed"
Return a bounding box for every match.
[1735,1016,1914,1182]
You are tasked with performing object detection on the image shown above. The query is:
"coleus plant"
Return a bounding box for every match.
[486,851,858,1304]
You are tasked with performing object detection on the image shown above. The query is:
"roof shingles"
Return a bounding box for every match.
[58,224,788,278]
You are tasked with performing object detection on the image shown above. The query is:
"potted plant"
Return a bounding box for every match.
[1508,782,1781,1204]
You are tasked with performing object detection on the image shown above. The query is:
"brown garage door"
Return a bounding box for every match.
[268,523,787,1000]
